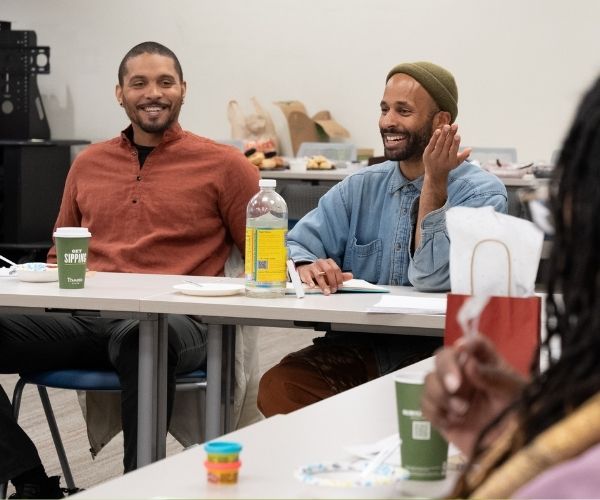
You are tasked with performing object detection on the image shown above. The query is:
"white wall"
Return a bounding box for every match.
[4,0,600,162]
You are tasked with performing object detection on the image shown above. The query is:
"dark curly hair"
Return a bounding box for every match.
[118,41,183,85]
[455,76,600,496]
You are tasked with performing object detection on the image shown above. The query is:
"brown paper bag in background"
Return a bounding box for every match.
[228,97,279,153]
[274,101,350,155]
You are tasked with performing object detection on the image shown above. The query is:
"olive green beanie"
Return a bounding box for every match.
[386,61,458,123]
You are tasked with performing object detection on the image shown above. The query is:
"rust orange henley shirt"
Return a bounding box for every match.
[48,123,260,276]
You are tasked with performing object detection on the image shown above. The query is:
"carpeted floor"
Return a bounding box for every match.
[1,327,318,496]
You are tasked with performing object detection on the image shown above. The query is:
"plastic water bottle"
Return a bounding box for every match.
[245,179,288,297]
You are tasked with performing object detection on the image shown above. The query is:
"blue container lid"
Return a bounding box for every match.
[204,441,242,454]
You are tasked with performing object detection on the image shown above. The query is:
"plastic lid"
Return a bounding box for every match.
[204,441,243,454]
[259,179,276,188]
[53,227,92,238]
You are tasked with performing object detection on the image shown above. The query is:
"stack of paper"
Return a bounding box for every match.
[285,278,389,295]
[367,295,447,315]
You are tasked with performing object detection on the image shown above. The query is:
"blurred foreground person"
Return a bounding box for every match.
[422,75,600,498]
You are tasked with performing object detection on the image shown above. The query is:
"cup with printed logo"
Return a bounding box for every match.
[53,227,91,289]
[395,372,448,481]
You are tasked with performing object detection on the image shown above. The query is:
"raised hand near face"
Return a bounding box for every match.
[423,123,471,183]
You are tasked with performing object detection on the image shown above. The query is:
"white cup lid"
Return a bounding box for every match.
[53,227,92,238]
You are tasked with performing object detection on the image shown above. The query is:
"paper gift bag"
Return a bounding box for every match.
[444,238,541,376]
[444,294,541,376]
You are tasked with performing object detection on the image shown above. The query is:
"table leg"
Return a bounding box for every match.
[222,325,236,433]
[205,324,222,440]
[137,314,158,467]
[155,314,169,460]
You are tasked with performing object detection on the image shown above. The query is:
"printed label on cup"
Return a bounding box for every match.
[395,373,448,481]
[54,227,91,289]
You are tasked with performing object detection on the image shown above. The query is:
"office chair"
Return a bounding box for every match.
[0,368,206,498]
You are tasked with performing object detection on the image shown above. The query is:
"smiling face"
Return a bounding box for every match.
[115,52,186,146]
[379,73,446,163]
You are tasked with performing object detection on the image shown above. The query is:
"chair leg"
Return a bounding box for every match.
[0,380,29,499]
[36,386,77,491]
[11,377,27,420]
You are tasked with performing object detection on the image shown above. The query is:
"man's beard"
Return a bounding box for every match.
[382,121,433,162]
[138,116,175,134]
[124,98,182,136]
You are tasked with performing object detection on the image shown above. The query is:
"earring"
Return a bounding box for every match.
[119,101,123,107]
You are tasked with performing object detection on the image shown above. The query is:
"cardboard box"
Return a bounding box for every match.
[274,101,350,156]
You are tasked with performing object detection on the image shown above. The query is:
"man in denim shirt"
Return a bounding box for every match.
[258,62,507,416]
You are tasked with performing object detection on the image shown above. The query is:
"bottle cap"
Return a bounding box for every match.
[259,179,276,188]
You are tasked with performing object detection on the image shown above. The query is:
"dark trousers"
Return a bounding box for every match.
[0,384,42,484]
[0,314,207,476]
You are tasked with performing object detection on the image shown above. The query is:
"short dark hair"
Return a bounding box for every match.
[118,41,183,85]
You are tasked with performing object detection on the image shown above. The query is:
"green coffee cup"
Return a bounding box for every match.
[395,372,448,480]
[53,227,91,289]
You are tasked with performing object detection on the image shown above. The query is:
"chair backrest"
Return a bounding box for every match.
[296,142,357,162]
[468,147,517,165]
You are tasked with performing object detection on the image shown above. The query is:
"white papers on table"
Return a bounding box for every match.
[285,278,389,295]
[367,295,447,315]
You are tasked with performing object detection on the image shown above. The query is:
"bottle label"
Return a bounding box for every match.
[245,228,255,277]
[246,227,287,283]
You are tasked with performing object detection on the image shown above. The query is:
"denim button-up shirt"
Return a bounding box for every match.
[288,160,507,292]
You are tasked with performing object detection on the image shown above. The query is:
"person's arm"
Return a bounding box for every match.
[219,151,260,254]
[288,183,353,294]
[408,124,508,292]
[414,124,470,250]
[407,192,507,291]
[46,165,83,264]
[421,336,527,458]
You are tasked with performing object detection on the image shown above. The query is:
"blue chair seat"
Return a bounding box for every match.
[19,368,207,391]
[1,368,207,497]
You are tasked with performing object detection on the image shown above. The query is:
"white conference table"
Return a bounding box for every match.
[139,280,446,440]
[0,271,191,467]
[261,159,543,187]
[0,272,446,468]
[260,160,363,182]
[261,160,544,221]
[76,357,457,499]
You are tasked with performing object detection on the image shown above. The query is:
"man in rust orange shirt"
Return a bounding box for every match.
[0,41,259,494]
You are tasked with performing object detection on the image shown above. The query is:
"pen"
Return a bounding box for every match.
[286,259,305,299]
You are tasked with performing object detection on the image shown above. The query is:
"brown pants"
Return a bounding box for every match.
[257,336,440,417]
[258,342,379,417]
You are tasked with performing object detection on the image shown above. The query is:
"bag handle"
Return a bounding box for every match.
[470,238,512,296]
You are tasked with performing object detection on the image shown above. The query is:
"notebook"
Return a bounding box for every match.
[285,278,389,295]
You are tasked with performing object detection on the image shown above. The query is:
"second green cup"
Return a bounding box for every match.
[395,372,448,480]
